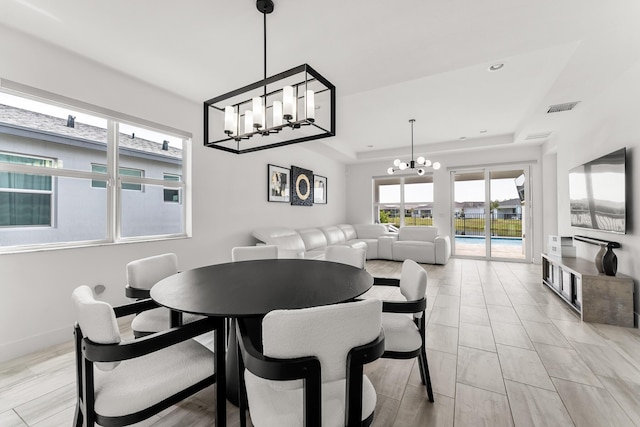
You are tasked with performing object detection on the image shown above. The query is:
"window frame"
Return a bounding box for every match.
[0,78,192,252]
[373,174,434,228]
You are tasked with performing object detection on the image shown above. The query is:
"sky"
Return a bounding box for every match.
[380,178,523,204]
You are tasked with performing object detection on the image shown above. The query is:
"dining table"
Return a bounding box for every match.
[150,257,373,426]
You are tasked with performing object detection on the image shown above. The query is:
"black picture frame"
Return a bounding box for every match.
[268,164,290,202]
[290,165,314,206]
[314,175,327,204]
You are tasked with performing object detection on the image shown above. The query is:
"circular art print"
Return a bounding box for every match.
[290,165,314,206]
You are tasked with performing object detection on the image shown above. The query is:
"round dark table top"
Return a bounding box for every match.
[150,258,373,317]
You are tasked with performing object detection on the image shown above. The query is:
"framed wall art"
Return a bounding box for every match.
[290,165,314,206]
[314,175,327,204]
[268,164,290,202]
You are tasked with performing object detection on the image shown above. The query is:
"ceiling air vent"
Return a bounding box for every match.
[547,102,580,113]
[525,131,552,140]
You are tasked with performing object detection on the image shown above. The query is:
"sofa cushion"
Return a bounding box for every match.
[353,224,388,239]
[392,241,436,264]
[297,228,329,251]
[398,226,438,242]
[336,224,357,241]
[320,226,347,245]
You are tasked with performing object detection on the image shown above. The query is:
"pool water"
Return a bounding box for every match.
[455,237,523,246]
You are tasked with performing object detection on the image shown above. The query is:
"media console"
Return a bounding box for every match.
[541,253,634,327]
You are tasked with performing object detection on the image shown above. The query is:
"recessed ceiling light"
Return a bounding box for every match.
[488,63,504,72]
[480,129,487,133]
[460,136,467,140]
[366,145,373,148]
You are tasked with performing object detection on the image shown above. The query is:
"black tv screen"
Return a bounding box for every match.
[568,148,626,234]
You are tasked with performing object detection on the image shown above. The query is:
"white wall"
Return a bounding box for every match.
[0,25,347,361]
[346,143,545,262]
[555,56,640,323]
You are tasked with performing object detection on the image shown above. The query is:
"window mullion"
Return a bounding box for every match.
[400,177,406,227]
[107,120,118,242]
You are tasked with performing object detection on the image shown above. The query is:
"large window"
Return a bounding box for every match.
[374,175,434,227]
[0,80,190,250]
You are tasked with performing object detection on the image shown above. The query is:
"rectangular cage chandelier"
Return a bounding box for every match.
[204,64,335,154]
[203,1,335,154]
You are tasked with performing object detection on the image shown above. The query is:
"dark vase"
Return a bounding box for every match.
[602,246,618,276]
[594,245,606,274]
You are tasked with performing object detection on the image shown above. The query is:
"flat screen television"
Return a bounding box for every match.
[568,147,626,234]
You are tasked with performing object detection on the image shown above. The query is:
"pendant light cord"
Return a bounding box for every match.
[410,119,415,161]
[263,11,267,98]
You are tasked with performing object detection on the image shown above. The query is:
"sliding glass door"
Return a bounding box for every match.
[452,166,530,261]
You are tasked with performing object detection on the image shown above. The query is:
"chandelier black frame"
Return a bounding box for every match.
[204,0,336,154]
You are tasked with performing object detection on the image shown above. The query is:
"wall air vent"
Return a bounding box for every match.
[525,131,552,140]
[547,102,580,113]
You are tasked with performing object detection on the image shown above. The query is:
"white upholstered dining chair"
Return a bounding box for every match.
[72,285,220,427]
[324,245,367,269]
[125,253,180,337]
[237,299,385,427]
[376,259,434,402]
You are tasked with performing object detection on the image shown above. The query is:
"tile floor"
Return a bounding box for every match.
[1,258,640,426]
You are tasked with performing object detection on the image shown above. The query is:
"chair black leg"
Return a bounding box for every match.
[73,403,83,427]
[238,338,247,427]
[419,350,434,402]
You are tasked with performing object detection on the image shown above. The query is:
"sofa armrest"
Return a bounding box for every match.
[435,235,451,264]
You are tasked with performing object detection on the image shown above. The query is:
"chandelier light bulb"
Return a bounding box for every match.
[417,168,425,176]
[393,159,401,167]
[433,162,441,170]
[305,90,315,122]
[244,110,253,135]
[252,97,263,128]
[416,156,425,165]
[399,162,408,170]
[273,100,283,127]
[423,159,432,167]
[282,86,294,120]
[387,167,395,175]
[224,106,236,135]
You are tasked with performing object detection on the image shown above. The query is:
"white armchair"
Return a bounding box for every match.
[237,299,385,427]
[72,286,221,427]
[125,253,179,337]
[376,260,434,402]
[391,226,451,264]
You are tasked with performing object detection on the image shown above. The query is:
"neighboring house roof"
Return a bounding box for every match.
[0,104,182,160]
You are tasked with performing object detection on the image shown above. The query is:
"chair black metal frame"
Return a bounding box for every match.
[236,317,385,427]
[73,298,222,427]
[373,277,434,402]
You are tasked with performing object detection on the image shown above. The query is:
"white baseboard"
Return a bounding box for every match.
[0,325,72,363]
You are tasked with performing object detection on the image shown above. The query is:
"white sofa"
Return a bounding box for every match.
[252,224,451,264]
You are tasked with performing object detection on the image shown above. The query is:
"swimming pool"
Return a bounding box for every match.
[455,236,523,246]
